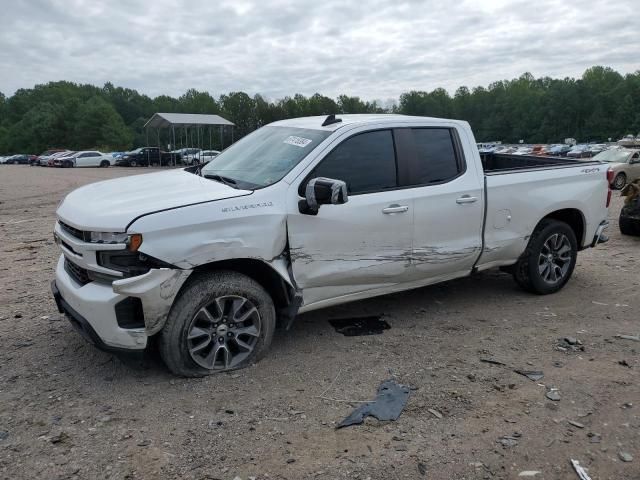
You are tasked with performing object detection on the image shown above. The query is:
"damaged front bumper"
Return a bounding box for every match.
[52,255,191,351]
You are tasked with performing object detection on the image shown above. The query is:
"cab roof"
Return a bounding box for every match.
[269,114,465,131]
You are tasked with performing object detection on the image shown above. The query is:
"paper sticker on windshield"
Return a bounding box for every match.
[283,136,312,148]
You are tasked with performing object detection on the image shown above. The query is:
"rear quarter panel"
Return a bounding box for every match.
[478,165,609,270]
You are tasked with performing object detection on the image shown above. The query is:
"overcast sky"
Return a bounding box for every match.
[0,0,637,102]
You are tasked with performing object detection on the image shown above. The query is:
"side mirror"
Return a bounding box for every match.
[299,177,348,215]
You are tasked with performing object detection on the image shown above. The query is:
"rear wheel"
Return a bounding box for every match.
[613,173,627,190]
[159,271,276,377]
[513,219,577,295]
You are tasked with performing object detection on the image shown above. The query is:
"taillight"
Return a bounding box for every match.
[606,168,613,208]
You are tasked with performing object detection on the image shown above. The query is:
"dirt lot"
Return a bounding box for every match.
[0,165,638,480]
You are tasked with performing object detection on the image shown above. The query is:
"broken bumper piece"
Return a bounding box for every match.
[52,254,191,350]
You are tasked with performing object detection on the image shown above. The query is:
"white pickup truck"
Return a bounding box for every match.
[51,114,611,376]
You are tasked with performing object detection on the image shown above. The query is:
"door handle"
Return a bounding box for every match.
[456,195,478,204]
[382,204,409,214]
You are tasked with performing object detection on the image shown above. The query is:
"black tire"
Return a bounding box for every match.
[619,211,640,236]
[159,270,276,377]
[513,219,578,295]
[130,160,138,167]
[100,160,110,168]
[613,172,627,190]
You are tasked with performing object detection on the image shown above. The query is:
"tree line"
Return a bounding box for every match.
[0,66,638,154]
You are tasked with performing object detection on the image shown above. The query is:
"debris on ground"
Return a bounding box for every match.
[618,359,631,368]
[557,337,584,352]
[518,471,541,477]
[568,420,585,429]
[336,380,410,428]
[615,334,640,342]
[328,316,391,336]
[497,434,519,448]
[546,390,561,401]
[587,432,601,443]
[427,408,443,419]
[480,358,506,366]
[618,451,633,462]
[570,459,592,480]
[514,369,544,381]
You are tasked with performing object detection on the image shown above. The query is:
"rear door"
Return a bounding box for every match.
[287,129,414,306]
[400,127,484,280]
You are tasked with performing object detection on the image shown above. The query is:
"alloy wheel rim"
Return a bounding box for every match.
[187,295,261,370]
[538,233,572,284]
[614,175,625,189]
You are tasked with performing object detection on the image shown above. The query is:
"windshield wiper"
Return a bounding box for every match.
[203,173,238,188]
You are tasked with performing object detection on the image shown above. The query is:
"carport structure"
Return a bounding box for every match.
[144,113,235,165]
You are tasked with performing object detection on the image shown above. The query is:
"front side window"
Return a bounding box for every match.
[310,130,397,195]
[410,128,461,184]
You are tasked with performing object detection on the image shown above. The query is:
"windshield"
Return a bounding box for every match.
[201,126,332,189]
[128,148,143,154]
[593,149,631,163]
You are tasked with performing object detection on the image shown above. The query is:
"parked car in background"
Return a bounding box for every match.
[619,179,640,236]
[4,154,31,164]
[33,149,67,166]
[588,144,607,156]
[545,145,572,157]
[51,114,610,375]
[0,156,9,164]
[49,151,77,167]
[512,146,533,155]
[591,148,640,189]
[200,150,220,162]
[116,147,179,167]
[42,150,72,166]
[59,151,114,168]
[116,147,155,166]
[567,145,592,158]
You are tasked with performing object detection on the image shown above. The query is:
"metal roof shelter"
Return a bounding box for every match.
[143,113,235,166]
[144,113,234,129]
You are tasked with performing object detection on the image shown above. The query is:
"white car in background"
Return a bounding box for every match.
[200,150,220,162]
[53,151,114,168]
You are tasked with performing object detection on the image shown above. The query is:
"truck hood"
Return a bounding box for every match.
[57,169,251,231]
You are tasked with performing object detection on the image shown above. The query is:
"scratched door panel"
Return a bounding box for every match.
[287,190,414,306]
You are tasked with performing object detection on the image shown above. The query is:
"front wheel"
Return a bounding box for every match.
[100,160,110,168]
[130,160,138,167]
[513,219,577,295]
[613,173,627,190]
[159,271,276,377]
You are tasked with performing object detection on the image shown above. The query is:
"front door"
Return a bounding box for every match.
[287,129,413,307]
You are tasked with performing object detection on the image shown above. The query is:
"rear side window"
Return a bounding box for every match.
[410,128,462,184]
[311,130,397,195]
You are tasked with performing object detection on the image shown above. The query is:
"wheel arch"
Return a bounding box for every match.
[538,208,586,248]
[187,258,296,313]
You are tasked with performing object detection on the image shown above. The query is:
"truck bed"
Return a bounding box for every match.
[480,153,596,173]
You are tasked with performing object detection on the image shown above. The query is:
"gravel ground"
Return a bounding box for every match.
[0,165,638,480]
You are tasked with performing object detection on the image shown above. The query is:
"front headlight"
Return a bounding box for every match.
[89,232,143,251]
[90,231,129,243]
